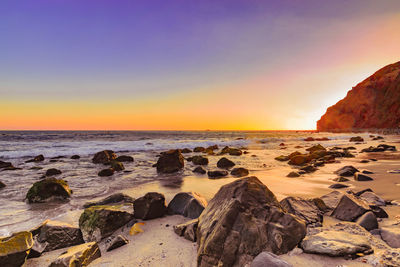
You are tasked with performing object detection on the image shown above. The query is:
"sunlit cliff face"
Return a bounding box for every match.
[1,1,400,130]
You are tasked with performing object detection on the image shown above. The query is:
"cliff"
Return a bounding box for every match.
[317,61,400,132]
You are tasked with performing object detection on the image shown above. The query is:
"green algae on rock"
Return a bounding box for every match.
[25,178,72,203]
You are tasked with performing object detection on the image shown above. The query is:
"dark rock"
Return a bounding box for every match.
[134,192,167,220]
[331,194,370,221]
[369,205,388,218]
[110,160,124,171]
[106,235,129,251]
[0,231,33,267]
[332,177,349,182]
[26,178,72,203]
[83,193,135,208]
[193,166,206,174]
[25,155,45,163]
[361,169,374,174]
[28,237,46,259]
[320,191,344,210]
[306,144,326,153]
[181,148,192,153]
[0,181,5,189]
[197,177,306,267]
[300,165,317,173]
[191,156,209,165]
[193,147,205,153]
[354,173,373,181]
[49,242,101,267]
[79,204,134,242]
[45,168,62,177]
[359,159,369,163]
[216,157,235,169]
[329,183,349,189]
[230,167,249,177]
[288,154,311,166]
[207,170,228,178]
[92,150,117,164]
[286,172,300,178]
[98,168,114,177]
[353,188,373,197]
[279,143,285,146]
[115,155,134,162]
[359,191,385,206]
[350,136,364,142]
[174,219,198,242]
[0,161,12,169]
[304,137,315,141]
[381,227,400,248]
[168,192,207,219]
[355,211,378,231]
[274,155,289,161]
[334,165,359,177]
[156,149,184,173]
[280,197,324,225]
[70,155,80,159]
[221,146,242,156]
[251,251,293,267]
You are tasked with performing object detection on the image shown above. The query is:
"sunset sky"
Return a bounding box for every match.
[1,0,400,130]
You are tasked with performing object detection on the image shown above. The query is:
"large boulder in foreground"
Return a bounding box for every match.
[168,192,207,219]
[49,242,101,267]
[25,178,71,203]
[331,194,370,221]
[317,61,400,131]
[79,204,134,242]
[133,192,167,220]
[156,149,184,173]
[92,150,117,164]
[197,177,306,267]
[0,231,33,267]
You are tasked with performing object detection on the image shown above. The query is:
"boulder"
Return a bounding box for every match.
[328,183,349,189]
[250,252,293,267]
[0,181,5,189]
[168,192,207,219]
[288,155,310,166]
[25,155,45,163]
[191,156,209,166]
[216,157,235,169]
[197,177,306,267]
[45,168,62,177]
[350,136,364,142]
[359,191,385,206]
[230,167,249,177]
[207,170,228,179]
[106,235,129,252]
[70,155,80,159]
[193,166,206,174]
[133,192,167,220]
[331,194,370,221]
[381,227,400,248]
[355,211,378,231]
[110,160,124,171]
[369,205,388,218]
[92,150,117,164]
[0,231,33,267]
[334,166,359,177]
[274,156,289,162]
[174,219,198,242]
[98,168,114,177]
[83,193,134,208]
[49,242,101,267]
[306,144,326,153]
[115,155,134,162]
[156,149,184,173]
[286,172,300,178]
[279,197,324,225]
[194,147,206,153]
[79,204,134,242]
[30,220,84,252]
[354,173,373,181]
[0,161,12,169]
[228,148,242,156]
[26,178,72,203]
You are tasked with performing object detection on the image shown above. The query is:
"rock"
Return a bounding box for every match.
[70,155,80,159]
[354,173,373,181]
[304,137,315,141]
[0,181,5,189]
[301,229,371,256]
[328,183,349,189]
[332,177,349,182]
[110,160,124,171]
[168,192,207,219]
[286,172,300,178]
[25,154,45,163]
[306,144,326,153]
[155,149,184,173]
[45,168,62,177]
[221,146,242,156]
[381,227,400,248]
[133,192,167,220]
[300,165,317,173]
[0,231,33,267]
[359,191,385,206]
[174,219,198,242]
[216,157,235,169]
[334,165,359,177]
[30,220,84,252]
[79,205,134,242]
[197,177,306,267]
[83,193,135,208]
[359,159,369,163]
[230,167,249,177]
[369,205,388,218]
[193,147,205,152]
[92,150,117,164]
[26,178,72,203]
[98,168,114,177]
[207,170,228,178]
[0,161,12,169]
[193,166,206,174]
[361,169,374,174]
[28,236,46,259]
[115,155,134,162]
[191,156,209,165]
[350,136,364,142]
[279,197,324,225]
[288,155,310,166]
[250,251,293,267]
[279,143,285,146]
[320,191,344,210]
[331,194,370,221]
[106,235,129,252]
[181,148,192,153]
[49,242,101,267]
[274,155,289,161]
[355,211,378,231]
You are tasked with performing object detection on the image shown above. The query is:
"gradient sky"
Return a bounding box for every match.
[1,0,400,130]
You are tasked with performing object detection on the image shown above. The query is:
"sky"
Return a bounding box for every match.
[1,0,400,130]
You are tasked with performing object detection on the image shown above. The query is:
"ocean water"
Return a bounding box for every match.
[0,130,372,236]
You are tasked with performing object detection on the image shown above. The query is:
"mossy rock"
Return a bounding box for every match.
[26,178,72,203]
[110,161,124,171]
[0,231,33,267]
[79,205,134,242]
